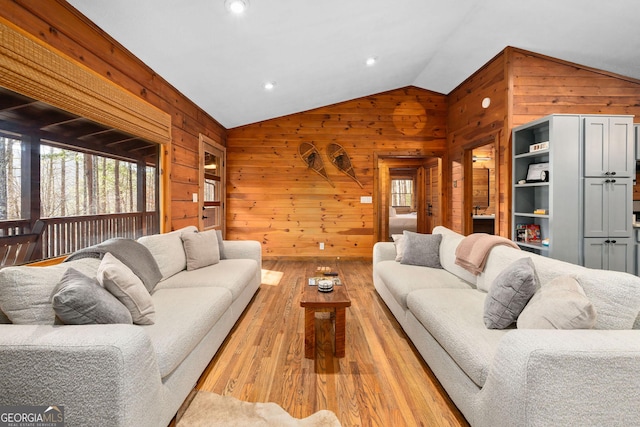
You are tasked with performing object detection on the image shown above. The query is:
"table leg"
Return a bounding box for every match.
[304,308,315,358]
[334,307,346,357]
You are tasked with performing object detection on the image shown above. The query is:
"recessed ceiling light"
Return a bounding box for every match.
[366,57,378,66]
[264,81,276,91]
[225,0,249,14]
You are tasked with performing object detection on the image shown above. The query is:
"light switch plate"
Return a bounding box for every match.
[360,196,372,204]
[192,193,198,203]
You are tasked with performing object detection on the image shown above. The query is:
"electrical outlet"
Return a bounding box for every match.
[319,242,325,250]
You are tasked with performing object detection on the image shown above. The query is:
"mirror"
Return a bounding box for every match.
[472,168,490,209]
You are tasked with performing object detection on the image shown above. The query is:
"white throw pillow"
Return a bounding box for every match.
[391,234,405,262]
[181,229,220,270]
[518,275,596,329]
[97,253,155,325]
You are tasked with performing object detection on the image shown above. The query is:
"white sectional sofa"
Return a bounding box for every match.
[373,226,640,427]
[0,226,261,427]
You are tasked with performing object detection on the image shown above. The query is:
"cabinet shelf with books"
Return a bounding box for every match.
[512,114,582,263]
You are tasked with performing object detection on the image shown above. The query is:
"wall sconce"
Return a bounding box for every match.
[481,97,491,108]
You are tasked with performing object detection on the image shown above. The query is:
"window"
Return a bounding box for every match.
[0,135,22,220]
[39,144,156,218]
[391,179,414,207]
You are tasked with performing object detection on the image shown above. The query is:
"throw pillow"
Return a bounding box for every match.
[181,229,220,270]
[399,231,442,268]
[51,268,133,325]
[215,229,226,259]
[484,257,538,329]
[97,252,156,325]
[391,234,405,262]
[517,275,596,329]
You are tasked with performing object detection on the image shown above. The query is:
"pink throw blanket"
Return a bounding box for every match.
[454,233,520,275]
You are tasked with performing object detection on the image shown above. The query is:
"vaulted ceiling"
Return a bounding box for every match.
[67,0,640,129]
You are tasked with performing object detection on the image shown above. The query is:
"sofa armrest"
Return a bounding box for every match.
[223,240,262,267]
[0,324,163,427]
[373,242,396,264]
[478,329,640,427]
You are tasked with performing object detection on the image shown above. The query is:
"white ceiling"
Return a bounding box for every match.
[67,0,640,129]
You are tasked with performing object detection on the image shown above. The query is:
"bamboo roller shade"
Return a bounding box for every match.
[0,18,171,146]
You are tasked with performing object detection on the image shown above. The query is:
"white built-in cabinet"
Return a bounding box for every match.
[512,114,634,273]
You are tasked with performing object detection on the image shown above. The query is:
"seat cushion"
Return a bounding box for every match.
[407,288,509,387]
[155,259,259,301]
[143,287,232,378]
[375,260,472,310]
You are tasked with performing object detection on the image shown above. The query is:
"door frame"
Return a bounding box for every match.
[462,133,499,235]
[374,151,447,242]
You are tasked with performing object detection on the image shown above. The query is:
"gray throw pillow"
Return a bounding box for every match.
[181,230,220,270]
[484,257,538,329]
[400,231,442,268]
[518,275,596,329]
[51,268,132,325]
[97,253,156,325]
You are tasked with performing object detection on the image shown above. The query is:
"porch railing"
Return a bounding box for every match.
[0,212,159,262]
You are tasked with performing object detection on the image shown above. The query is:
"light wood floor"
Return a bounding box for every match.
[196,259,469,427]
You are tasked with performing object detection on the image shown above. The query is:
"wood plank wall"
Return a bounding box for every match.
[447,51,508,234]
[448,46,640,236]
[0,0,225,232]
[226,87,448,258]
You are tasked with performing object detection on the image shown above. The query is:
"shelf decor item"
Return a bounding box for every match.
[299,142,334,187]
[326,143,363,188]
[525,162,549,182]
[529,141,549,152]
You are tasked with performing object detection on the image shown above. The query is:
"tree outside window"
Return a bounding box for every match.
[391,179,414,207]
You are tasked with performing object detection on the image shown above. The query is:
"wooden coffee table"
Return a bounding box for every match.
[300,278,351,358]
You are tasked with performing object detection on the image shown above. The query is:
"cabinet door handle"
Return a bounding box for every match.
[611,179,616,183]
[611,240,617,244]
[604,179,611,183]
[611,171,617,176]
[604,171,610,176]
[605,239,611,244]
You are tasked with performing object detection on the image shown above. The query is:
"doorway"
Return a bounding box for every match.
[463,139,497,235]
[375,155,443,242]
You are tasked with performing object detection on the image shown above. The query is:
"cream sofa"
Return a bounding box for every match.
[0,226,261,427]
[373,226,640,427]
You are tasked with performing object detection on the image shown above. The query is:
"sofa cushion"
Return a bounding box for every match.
[400,231,442,268]
[97,253,156,325]
[517,275,596,329]
[138,226,197,280]
[575,269,640,330]
[155,259,260,302]
[143,287,232,378]
[433,226,477,286]
[0,258,101,324]
[484,257,538,329]
[374,260,473,310]
[477,244,586,292]
[407,288,509,387]
[52,268,133,325]
[181,229,220,270]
